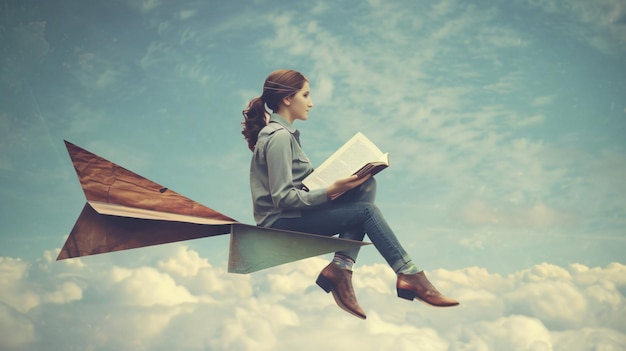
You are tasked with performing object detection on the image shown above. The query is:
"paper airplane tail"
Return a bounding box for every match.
[57,202,233,260]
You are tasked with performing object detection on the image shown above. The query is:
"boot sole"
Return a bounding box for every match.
[397,288,460,307]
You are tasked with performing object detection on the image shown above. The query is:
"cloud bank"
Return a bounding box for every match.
[0,247,624,351]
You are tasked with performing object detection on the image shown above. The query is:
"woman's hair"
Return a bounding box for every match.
[241,69,308,151]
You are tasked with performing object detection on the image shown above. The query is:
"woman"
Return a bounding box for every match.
[242,69,459,319]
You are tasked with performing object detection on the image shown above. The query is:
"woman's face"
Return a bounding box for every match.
[286,81,313,121]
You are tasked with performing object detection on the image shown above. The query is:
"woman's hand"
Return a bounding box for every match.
[326,174,372,200]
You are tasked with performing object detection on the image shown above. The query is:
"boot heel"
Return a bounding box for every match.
[316,274,333,293]
[397,288,416,301]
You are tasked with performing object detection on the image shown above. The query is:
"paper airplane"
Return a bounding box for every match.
[58,141,369,273]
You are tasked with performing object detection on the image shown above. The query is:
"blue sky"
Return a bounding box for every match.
[0,0,625,350]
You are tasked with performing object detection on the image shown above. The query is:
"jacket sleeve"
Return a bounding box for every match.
[265,129,328,209]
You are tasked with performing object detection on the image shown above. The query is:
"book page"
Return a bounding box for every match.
[302,132,387,190]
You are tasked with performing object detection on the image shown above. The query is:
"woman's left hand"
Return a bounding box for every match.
[326,174,372,200]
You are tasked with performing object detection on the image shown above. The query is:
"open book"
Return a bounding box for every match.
[302,132,389,191]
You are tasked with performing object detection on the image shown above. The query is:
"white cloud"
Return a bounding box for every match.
[571,262,626,286]
[158,245,210,277]
[454,315,553,351]
[0,258,39,313]
[515,262,572,282]
[365,312,450,350]
[100,305,196,350]
[506,280,588,329]
[585,279,622,306]
[216,301,300,351]
[0,257,28,286]
[553,327,626,351]
[42,281,83,304]
[0,303,34,351]
[109,266,197,306]
[1,249,625,350]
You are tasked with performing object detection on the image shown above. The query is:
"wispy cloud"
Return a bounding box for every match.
[251,0,625,270]
[177,9,197,21]
[521,0,626,54]
[125,0,162,13]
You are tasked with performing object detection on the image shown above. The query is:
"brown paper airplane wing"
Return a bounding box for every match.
[63,140,236,222]
[57,141,238,260]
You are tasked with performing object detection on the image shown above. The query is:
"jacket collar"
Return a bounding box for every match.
[269,113,298,134]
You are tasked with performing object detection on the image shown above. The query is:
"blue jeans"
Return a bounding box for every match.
[270,178,413,272]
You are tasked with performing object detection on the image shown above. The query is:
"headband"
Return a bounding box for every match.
[263,80,303,93]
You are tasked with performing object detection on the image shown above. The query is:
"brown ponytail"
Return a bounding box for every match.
[241,69,308,151]
[241,97,267,151]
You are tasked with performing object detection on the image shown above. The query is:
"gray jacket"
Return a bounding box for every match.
[249,114,329,226]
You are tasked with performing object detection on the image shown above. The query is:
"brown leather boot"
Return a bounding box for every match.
[397,271,460,307]
[316,263,366,319]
